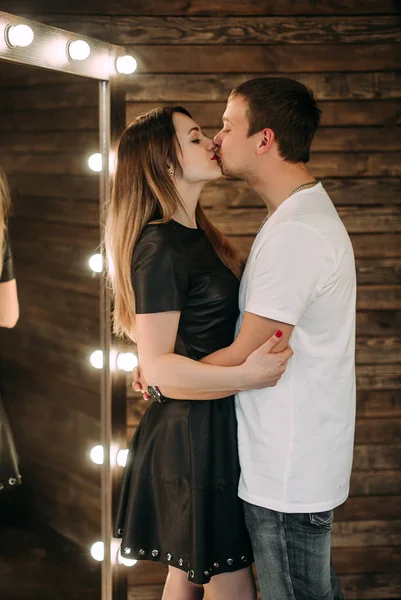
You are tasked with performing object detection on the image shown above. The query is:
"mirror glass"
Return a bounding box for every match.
[0,60,102,600]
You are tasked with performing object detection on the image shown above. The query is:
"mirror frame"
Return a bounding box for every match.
[0,11,127,600]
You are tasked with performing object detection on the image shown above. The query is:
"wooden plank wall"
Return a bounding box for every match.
[0,62,103,548]
[5,0,400,597]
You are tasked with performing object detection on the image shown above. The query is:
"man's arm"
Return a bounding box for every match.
[201,313,293,366]
[153,315,292,399]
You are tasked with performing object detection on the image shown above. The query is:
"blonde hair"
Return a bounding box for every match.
[0,168,11,275]
[105,106,243,341]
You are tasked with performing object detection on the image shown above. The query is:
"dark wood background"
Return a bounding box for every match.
[2,1,401,597]
[0,61,102,549]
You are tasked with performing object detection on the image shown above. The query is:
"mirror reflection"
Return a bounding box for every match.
[0,60,102,600]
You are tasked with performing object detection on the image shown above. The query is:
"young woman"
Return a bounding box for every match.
[105,107,291,600]
[0,168,20,495]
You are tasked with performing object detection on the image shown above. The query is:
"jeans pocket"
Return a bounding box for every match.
[309,510,334,529]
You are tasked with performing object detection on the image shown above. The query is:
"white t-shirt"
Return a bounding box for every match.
[235,183,356,513]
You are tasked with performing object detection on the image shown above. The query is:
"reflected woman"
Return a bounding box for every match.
[105,108,292,600]
[0,168,20,496]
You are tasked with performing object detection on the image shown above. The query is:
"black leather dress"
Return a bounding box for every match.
[114,220,253,584]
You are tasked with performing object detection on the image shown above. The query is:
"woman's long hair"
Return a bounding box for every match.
[105,106,243,340]
[0,168,11,275]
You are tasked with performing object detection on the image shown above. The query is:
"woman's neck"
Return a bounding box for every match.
[172,180,205,228]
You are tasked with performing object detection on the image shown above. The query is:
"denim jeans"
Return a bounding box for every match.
[243,501,344,600]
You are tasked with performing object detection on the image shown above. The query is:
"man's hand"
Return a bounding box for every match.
[132,365,150,401]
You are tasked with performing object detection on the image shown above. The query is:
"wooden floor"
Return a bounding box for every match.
[0,489,100,600]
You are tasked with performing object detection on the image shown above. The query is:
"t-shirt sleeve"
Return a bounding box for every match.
[0,233,15,283]
[132,234,189,314]
[245,222,330,326]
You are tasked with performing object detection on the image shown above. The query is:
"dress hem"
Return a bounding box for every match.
[118,552,253,585]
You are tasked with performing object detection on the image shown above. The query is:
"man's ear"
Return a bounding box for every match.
[256,128,275,155]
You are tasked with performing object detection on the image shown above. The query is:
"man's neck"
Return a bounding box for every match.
[248,161,317,216]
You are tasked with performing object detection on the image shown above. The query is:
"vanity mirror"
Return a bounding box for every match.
[0,11,128,600]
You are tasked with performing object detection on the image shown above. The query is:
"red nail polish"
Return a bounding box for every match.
[275,330,283,338]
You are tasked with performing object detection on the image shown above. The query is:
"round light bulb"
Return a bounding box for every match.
[116,55,138,75]
[90,445,104,465]
[116,449,129,468]
[88,153,102,173]
[116,352,138,372]
[90,350,103,369]
[6,24,34,48]
[89,253,103,273]
[117,546,137,567]
[90,541,104,562]
[68,40,91,61]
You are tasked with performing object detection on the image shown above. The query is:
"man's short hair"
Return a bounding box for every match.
[229,77,321,163]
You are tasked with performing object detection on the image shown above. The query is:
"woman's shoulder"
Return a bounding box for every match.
[136,221,182,251]
[132,222,185,267]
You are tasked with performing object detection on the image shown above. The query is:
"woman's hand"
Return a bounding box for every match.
[239,331,293,390]
[132,364,150,401]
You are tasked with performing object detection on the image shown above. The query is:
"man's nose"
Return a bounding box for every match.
[213,132,221,147]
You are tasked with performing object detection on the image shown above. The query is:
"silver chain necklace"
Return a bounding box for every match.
[256,180,318,235]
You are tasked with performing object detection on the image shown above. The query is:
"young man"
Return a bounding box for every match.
[134,77,356,599]
[209,77,355,599]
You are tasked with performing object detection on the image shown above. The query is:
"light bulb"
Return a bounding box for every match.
[116,449,129,467]
[89,253,103,273]
[68,40,91,61]
[90,445,104,465]
[90,350,103,369]
[116,352,138,372]
[88,153,102,172]
[90,541,104,562]
[6,24,34,48]
[116,55,138,75]
[117,546,137,567]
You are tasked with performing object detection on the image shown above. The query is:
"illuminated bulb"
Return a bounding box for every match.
[68,40,91,61]
[88,153,102,172]
[116,449,129,468]
[90,445,104,465]
[116,352,138,372]
[117,546,137,567]
[89,253,103,273]
[90,541,104,562]
[90,350,103,369]
[6,24,34,48]
[116,55,138,75]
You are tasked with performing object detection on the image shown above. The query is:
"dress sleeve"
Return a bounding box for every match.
[0,233,15,283]
[132,232,189,314]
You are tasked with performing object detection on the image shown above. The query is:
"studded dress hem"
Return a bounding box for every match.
[117,549,253,585]
[114,397,254,585]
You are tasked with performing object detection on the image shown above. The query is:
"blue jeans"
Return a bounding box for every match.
[243,501,344,600]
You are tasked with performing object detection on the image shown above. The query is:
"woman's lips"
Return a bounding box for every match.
[211,154,218,160]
